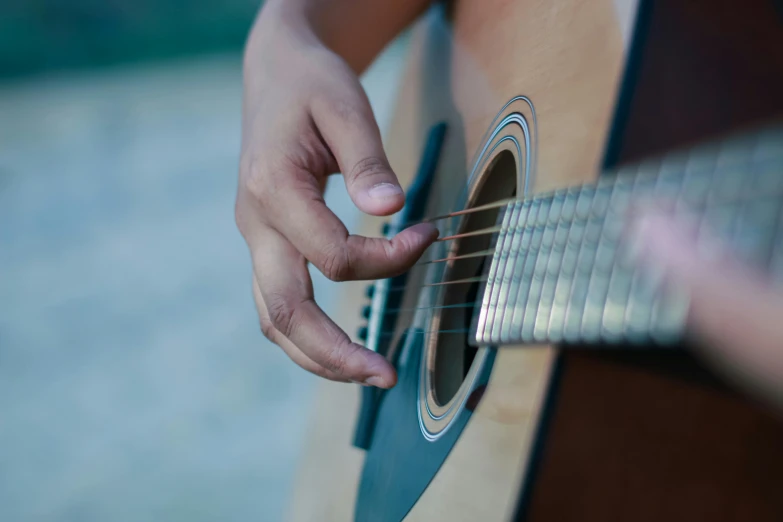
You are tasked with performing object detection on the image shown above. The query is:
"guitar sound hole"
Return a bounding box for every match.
[432,150,517,406]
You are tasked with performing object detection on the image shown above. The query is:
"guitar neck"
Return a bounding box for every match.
[473,124,783,347]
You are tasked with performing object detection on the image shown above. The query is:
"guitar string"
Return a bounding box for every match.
[386,275,488,292]
[363,206,620,339]
[390,176,782,287]
[374,328,473,338]
[369,210,783,339]
[360,132,783,341]
[366,195,778,339]
[415,248,496,266]
[366,193,686,338]
[387,166,783,286]
[434,225,505,242]
[366,227,502,339]
[363,185,619,341]
[367,190,580,339]
[406,196,518,227]
[384,301,478,314]
[367,187,659,337]
[396,144,783,232]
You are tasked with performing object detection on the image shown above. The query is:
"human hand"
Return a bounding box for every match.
[631,210,783,405]
[236,5,438,388]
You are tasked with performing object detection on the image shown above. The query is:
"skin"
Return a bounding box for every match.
[630,210,783,407]
[238,0,783,400]
[237,0,436,388]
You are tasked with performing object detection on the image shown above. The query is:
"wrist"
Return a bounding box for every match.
[245,1,325,64]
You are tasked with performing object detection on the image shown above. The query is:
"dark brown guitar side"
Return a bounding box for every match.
[524,1,783,520]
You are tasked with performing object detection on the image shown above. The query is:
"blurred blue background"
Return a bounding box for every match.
[0,2,407,520]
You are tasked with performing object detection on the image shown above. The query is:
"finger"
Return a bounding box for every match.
[309,73,404,217]
[252,275,350,383]
[629,210,783,391]
[252,229,397,388]
[261,164,437,281]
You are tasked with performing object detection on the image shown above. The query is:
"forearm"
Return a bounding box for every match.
[257,0,434,73]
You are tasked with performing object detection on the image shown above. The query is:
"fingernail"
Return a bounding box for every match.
[364,376,387,388]
[368,183,403,200]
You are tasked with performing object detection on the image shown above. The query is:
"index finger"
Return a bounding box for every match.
[252,228,398,387]
[261,165,438,282]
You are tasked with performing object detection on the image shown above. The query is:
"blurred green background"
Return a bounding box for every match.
[0,0,261,78]
[0,0,409,520]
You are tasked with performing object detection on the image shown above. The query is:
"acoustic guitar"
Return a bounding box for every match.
[288,1,783,521]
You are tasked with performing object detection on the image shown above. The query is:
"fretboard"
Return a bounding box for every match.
[473,124,783,347]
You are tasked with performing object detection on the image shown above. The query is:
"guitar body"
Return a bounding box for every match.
[288,1,783,521]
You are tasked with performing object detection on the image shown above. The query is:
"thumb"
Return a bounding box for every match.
[310,76,404,217]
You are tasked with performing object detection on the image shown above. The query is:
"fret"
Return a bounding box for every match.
[756,157,783,194]
[493,199,539,341]
[495,201,535,341]
[497,200,530,303]
[625,162,687,343]
[482,200,525,338]
[521,190,565,341]
[737,187,779,264]
[477,199,522,341]
[502,197,548,339]
[534,188,579,341]
[495,199,540,342]
[654,161,685,203]
[590,178,614,216]
[600,249,636,342]
[649,281,689,345]
[580,181,618,342]
[474,123,783,347]
[698,204,737,253]
[506,196,552,341]
[712,167,747,203]
[680,165,712,208]
[769,198,783,286]
[646,160,692,342]
[648,164,692,345]
[600,169,640,341]
[547,187,593,342]
[650,161,694,343]
[732,198,774,267]
[605,170,635,219]
[562,187,602,343]
[622,262,659,343]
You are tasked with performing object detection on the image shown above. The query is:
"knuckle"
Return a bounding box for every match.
[266,294,301,339]
[347,156,390,183]
[240,155,272,203]
[259,316,277,342]
[321,344,351,375]
[391,232,416,261]
[318,242,353,282]
[331,97,367,127]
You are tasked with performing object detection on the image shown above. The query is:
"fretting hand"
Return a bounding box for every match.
[631,209,783,406]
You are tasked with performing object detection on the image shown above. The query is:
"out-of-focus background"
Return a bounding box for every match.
[0,2,408,520]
